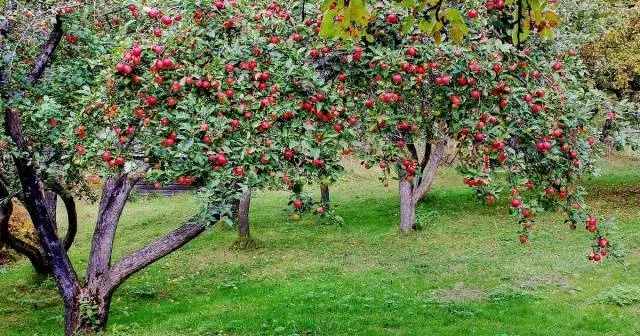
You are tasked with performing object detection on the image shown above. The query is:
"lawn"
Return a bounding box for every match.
[1,154,640,336]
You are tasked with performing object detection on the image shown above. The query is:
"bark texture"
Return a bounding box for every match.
[237,190,251,239]
[320,183,330,210]
[86,175,137,285]
[399,179,416,233]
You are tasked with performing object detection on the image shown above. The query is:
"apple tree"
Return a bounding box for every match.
[2,0,355,333]
[313,0,611,259]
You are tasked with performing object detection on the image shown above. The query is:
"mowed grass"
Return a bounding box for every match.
[1,154,640,336]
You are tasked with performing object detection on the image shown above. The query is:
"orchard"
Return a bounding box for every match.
[0,0,638,335]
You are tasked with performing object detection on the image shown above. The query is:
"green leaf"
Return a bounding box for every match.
[418,19,434,34]
[540,26,554,39]
[319,9,339,38]
[400,0,416,8]
[401,15,415,34]
[444,8,468,44]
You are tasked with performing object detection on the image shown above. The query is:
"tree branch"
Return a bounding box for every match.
[23,14,63,87]
[86,174,138,284]
[100,222,206,295]
[416,143,432,187]
[56,189,77,251]
[406,142,420,162]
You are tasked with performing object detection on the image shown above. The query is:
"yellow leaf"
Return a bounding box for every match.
[544,10,563,26]
[540,26,554,39]
[319,8,339,38]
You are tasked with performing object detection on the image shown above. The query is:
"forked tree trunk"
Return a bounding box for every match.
[70,220,205,334]
[397,139,448,233]
[399,179,416,233]
[320,183,330,210]
[3,13,206,335]
[237,190,251,239]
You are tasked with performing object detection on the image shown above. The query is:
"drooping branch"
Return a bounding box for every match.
[59,192,77,251]
[5,12,63,149]
[49,182,78,251]
[100,222,206,295]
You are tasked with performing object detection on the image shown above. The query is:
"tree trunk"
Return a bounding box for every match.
[320,183,330,210]
[398,139,448,234]
[399,179,416,233]
[44,191,57,225]
[237,190,251,239]
[14,165,80,335]
[66,287,112,334]
[6,108,80,336]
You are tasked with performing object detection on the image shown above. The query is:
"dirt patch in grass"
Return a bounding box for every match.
[587,187,640,206]
[431,283,486,302]
[519,275,571,291]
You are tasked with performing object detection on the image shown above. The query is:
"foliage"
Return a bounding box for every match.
[314,0,608,256]
[42,1,358,224]
[555,0,640,155]
[318,0,563,45]
[578,1,640,101]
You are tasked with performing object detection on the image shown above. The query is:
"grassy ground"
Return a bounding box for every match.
[1,154,640,336]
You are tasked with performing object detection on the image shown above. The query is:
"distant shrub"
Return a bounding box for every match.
[0,201,37,265]
[580,5,640,102]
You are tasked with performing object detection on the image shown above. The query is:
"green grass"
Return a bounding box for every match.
[1,154,640,335]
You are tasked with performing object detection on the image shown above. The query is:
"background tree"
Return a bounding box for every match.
[313,0,610,260]
[556,0,640,151]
